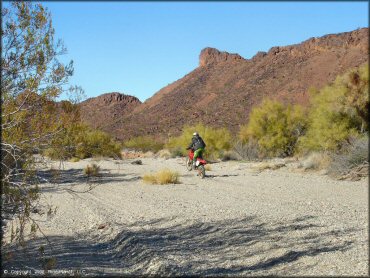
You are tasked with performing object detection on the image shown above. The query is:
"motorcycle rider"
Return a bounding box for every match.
[187,132,206,169]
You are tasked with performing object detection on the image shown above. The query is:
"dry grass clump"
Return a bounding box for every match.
[143,151,155,158]
[84,163,100,177]
[233,140,260,161]
[205,164,212,171]
[143,168,180,184]
[300,152,331,171]
[50,166,61,183]
[157,149,172,159]
[69,157,80,162]
[328,136,368,180]
[252,161,286,171]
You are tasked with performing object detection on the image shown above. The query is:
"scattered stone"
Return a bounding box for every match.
[131,160,143,165]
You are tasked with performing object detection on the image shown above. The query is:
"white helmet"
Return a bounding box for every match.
[193,132,198,136]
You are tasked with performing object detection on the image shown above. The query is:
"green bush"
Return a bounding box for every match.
[123,136,164,153]
[298,63,368,152]
[239,99,307,157]
[165,123,232,160]
[76,129,122,159]
[44,124,122,160]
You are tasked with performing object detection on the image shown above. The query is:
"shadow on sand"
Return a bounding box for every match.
[35,168,141,193]
[2,215,357,276]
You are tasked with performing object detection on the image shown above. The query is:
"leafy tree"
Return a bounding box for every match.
[298,64,368,151]
[239,99,307,157]
[1,2,83,244]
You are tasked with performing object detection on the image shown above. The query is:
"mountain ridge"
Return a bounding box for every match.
[79,27,368,140]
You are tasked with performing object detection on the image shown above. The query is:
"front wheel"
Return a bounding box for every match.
[198,165,205,179]
[186,157,193,171]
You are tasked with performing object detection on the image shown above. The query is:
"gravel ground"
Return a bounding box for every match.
[2,157,368,276]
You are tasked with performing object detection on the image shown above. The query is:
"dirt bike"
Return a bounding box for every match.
[186,148,207,179]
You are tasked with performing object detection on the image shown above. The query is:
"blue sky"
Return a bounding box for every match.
[40,1,368,102]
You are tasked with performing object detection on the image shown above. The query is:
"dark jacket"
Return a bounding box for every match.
[188,135,206,150]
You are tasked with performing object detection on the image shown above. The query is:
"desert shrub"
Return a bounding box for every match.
[84,163,101,177]
[123,136,164,153]
[166,123,232,160]
[220,150,239,161]
[252,161,286,171]
[239,99,307,157]
[169,147,184,158]
[75,129,122,159]
[44,124,88,160]
[298,64,368,152]
[143,169,180,184]
[45,124,122,160]
[69,157,80,162]
[157,149,171,159]
[328,136,368,178]
[300,152,332,171]
[233,139,260,161]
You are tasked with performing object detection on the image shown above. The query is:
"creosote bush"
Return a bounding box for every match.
[239,99,307,157]
[124,136,164,153]
[298,63,368,152]
[143,169,180,184]
[45,124,122,160]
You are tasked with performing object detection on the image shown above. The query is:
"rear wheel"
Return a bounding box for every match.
[186,157,193,171]
[198,165,205,179]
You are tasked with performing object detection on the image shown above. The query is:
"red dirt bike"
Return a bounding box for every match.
[186,148,207,179]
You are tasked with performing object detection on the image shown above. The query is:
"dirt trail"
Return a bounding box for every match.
[2,157,368,276]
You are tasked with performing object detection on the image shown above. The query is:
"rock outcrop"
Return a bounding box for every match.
[199,47,244,67]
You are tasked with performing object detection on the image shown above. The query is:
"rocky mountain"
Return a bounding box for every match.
[80,28,368,141]
[79,92,141,130]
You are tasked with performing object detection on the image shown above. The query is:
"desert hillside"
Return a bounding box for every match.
[79,93,142,131]
[79,28,368,140]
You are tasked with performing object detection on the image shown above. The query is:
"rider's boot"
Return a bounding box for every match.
[192,160,196,170]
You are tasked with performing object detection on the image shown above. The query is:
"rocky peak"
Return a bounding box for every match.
[97,92,141,105]
[199,47,244,67]
[82,92,141,106]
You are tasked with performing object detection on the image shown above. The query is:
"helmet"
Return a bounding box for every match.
[193,132,198,136]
